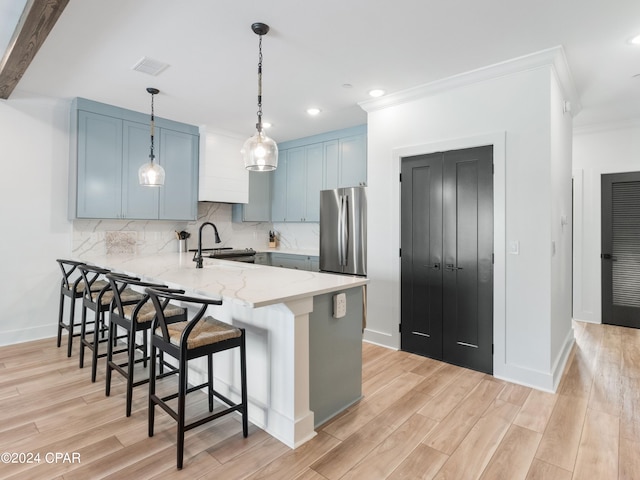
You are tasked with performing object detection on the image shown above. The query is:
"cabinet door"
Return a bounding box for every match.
[323,140,339,190]
[271,254,310,270]
[271,150,288,221]
[122,120,159,219]
[305,144,323,222]
[339,134,367,187]
[254,252,271,265]
[310,256,320,272]
[76,111,123,218]
[159,128,199,220]
[244,171,272,221]
[286,147,306,221]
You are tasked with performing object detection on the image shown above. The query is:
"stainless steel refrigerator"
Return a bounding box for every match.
[320,186,367,277]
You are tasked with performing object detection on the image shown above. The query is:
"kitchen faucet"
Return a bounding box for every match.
[194,222,222,268]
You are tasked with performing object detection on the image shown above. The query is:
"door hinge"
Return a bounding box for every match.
[399,248,402,257]
[399,323,402,333]
[492,344,494,354]
[492,253,494,264]
[399,173,402,182]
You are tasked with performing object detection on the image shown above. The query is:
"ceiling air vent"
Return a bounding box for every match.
[132,57,169,76]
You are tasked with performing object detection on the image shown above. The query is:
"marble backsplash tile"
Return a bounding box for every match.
[72,202,319,256]
[105,231,137,254]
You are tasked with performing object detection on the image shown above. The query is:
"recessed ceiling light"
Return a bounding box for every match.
[629,34,640,45]
[369,89,385,98]
[306,108,321,116]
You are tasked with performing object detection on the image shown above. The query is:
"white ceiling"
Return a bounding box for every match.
[0,0,26,59]
[6,0,640,142]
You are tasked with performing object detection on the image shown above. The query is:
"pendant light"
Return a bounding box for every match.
[242,22,278,172]
[138,87,165,186]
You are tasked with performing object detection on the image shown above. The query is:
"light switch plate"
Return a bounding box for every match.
[333,293,346,318]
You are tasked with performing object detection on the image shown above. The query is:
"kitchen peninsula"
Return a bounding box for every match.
[79,251,368,448]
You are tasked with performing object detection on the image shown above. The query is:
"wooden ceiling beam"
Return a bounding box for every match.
[0,0,69,99]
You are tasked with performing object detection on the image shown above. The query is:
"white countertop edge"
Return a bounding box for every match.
[78,252,367,309]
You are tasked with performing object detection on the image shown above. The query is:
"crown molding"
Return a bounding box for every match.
[359,46,581,116]
[573,117,640,136]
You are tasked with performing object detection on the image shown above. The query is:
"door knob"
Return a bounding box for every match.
[427,263,441,270]
[445,264,463,271]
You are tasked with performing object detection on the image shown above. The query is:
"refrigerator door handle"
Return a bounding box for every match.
[339,194,349,265]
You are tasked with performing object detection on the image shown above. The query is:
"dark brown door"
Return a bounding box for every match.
[401,146,493,374]
[602,172,640,328]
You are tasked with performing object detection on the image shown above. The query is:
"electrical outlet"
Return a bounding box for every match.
[333,293,346,318]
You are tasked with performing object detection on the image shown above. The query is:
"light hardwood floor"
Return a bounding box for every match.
[0,320,638,479]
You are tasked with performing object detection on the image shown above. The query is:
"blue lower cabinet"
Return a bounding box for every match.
[270,253,319,271]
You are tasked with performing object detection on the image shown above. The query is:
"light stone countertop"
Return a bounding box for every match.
[80,251,366,308]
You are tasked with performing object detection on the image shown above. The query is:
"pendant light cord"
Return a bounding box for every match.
[149,92,156,161]
[256,34,263,133]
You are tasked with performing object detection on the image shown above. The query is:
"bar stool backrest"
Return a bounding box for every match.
[78,264,112,305]
[145,288,222,346]
[56,259,85,296]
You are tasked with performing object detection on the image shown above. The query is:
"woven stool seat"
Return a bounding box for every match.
[91,288,143,306]
[75,279,108,293]
[115,302,185,324]
[160,316,242,349]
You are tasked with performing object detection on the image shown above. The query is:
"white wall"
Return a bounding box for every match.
[0,95,74,345]
[572,121,640,324]
[361,58,575,390]
[549,74,574,370]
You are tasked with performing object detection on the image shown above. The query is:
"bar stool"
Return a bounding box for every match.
[105,273,187,417]
[146,288,248,470]
[56,259,108,357]
[78,264,143,382]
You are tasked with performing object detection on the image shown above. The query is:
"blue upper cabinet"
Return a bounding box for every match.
[76,111,123,218]
[285,146,306,221]
[70,98,199,220]
[271,150,288,222]
[337,134,367,188]
[270,125,366,223]
[305,143,323,222]
[158,128,199,220]
[122,120,158,219]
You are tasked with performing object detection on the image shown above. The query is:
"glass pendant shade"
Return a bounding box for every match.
[138,160,165,186]
[242,130,278,171]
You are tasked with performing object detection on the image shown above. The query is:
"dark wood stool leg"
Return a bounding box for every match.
[105,318,115,396]
[148,343,157,438]
[241,331,248,437]
[177,356,188,470]
[90,309,103,383]
[79,305,87,368]
[126,323,137,417]
[208,353,214,412]
[142,329,148,368]
[57,291,65,348]
[66,296,77,358]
